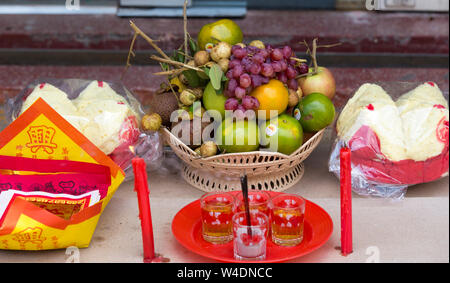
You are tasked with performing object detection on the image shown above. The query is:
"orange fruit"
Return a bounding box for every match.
[250,79,289,119]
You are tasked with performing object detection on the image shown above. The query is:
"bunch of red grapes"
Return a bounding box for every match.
[224,44,309,113]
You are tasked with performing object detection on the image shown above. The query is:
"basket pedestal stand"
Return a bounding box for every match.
[162,127,325,193]
[182,162,305,192]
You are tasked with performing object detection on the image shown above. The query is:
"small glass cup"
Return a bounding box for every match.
[200,192,236,244]
[235,191,271,217]
[233,211,269,261]
[270,193,306,247]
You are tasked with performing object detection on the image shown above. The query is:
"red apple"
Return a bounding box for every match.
[298,66,336,99]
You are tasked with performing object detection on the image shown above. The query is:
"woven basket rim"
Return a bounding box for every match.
[182,162,305,192]
[162,126,325,164]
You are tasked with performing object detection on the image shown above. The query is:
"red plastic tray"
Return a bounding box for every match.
[172,192,333,263]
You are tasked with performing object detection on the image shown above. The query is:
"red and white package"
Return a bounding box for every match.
[6,78,163,178]
[329,82,449,198]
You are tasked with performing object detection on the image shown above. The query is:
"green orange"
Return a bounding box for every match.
[197,19,243,51]
[259,114,303,155]
[294,92,335,132]
[216,119,259,153]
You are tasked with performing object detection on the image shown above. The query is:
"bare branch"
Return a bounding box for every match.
[311,38,318,72]
[289,57,308,63]
[129,20,171,60]
[153,68,188,76]
[121,31,139,80]
[167,79,182,106]
[150,55,205,73]
[317,42,342,49]
[295,70,320,80]
[183,0,188,63]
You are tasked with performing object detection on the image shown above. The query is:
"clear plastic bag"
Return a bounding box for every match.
[5,78,163,179]
[329,81,449,199]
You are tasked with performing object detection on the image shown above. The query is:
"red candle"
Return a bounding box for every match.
[132,157,155,262]
[340,147,353,256]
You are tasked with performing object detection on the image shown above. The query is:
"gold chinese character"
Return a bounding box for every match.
[26,125,58,154]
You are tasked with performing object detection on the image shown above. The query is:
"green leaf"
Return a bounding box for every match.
[197,67,210,80]
[209,64,223,91]
[160,62,169,71]
[182,69,201,87]
[177,50,185,63]
[172,49,184,63]
[188,38,198,55]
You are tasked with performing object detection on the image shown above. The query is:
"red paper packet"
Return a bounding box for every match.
[0,155,111,199]
[0,155,111,222]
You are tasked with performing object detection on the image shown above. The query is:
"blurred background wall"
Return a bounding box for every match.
[0,0,448,127]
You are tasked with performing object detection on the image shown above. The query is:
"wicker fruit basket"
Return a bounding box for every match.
[162,127,325,192]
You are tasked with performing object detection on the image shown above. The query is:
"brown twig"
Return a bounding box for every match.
[300,39,312,57]
[187,32,193,40]
[150,55,205,73]
[176,50,193,60]
[311,38,318,73]
[183,0,188,63]
[299,38,341,71]
[295,70,320,80]
[153,68,188,76]
[289,57,308,63]
[166,79,181,106]
[317,42,342,49]
[129,20,171,61]
[121,31,138,80]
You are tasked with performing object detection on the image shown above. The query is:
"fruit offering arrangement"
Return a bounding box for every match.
[126,16,337,159]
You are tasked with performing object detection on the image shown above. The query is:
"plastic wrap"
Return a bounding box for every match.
[329,81,449,199]
[5,78,163,179]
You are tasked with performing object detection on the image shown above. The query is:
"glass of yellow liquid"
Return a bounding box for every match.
[235,191,271,217]
[270,193,305,246]
[200,192,236,244]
